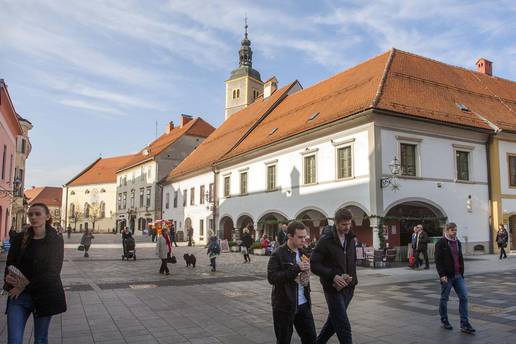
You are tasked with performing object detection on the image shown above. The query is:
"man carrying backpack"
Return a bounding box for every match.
[207,235,221,272]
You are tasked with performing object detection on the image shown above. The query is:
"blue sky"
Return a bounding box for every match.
[1,0,515,187]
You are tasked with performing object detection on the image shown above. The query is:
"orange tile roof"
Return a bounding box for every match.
[25,187,62,207]
[117,117,215,172]
[220,48,516,162]
[66,155,136,186]
[164,82,298,182]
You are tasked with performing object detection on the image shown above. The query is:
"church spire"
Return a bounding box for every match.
[239,16,252,67]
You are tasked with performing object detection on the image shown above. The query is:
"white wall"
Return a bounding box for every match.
[381,128,489,243]
[162,172,214,244]
[217,124,372,228]
[63,182,117,232]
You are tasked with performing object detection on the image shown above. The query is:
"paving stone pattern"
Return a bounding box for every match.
[0,243,515,343]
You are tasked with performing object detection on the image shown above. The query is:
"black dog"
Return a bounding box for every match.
[183,253,196,268]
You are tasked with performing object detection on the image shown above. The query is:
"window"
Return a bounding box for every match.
[240,172,248,195]
[183,189,187,207]
[337,146,353,179]
[84,203,90,218]
[119,177,122,186]
[122,193,127,209]
[200,185,205,204]
[232,89,241,99]
[304,155,316,184]
[132,171,135,184]
[267,165,276,191]
[1,145,6,180]
[200,219,204,236]
[70,203,75,215]
[224,176,231,197]
[190,187,195,205]
[146,187,151,207]
[130,189,135,208]
[209,219,214,230]
[123,176,127,186]
[400,143,417,176]
[456,151,470,181]
[148,166,152,181]
[21,139,26,154]
[173,191,178,208]
[8,154,13,182]
[165,192,170,209]
[141,166,145,181]
[117,194,122,210]
[139,188,144,207]
[509,155,516,187]
[209,183,214,202]
[253,89,259,100]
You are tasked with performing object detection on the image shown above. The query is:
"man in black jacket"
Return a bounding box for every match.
[277,223,288,246]
[415,224,430,269]
[267,221,316,344]
[311,208,357,344]
[435,222,475,334]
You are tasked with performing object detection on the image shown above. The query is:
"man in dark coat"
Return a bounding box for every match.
[311,208,357,344]
[267,221,316,344]
[435,222,475,334]
[415,224,430,269]
[277,223,288,246]
[496,225,509,259]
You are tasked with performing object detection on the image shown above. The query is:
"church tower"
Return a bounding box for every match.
[225,19,264,120]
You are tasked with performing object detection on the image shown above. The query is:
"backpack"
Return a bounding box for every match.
[212,242,221,254]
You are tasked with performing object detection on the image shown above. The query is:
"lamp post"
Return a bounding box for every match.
[380,156,401,190]
[0,178,22,200]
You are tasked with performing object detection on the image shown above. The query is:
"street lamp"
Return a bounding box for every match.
[380,156,401,189]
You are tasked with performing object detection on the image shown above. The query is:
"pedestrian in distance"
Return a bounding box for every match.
[276,223,288,247]
[240,227,253,263]
[261,234,272,255]
[409,226,418,268]
[151,227,157,243]
[496,225,509,260]
[169,223,179,247]
[207,236,221,272]
[415,224,430,269]
[267,221,316,344]
[66,225,72,239]
[80,229,94,258]
[3,203,67,344]
[156,227,172,275]
[435,222,476,334]
[311,208,357,344]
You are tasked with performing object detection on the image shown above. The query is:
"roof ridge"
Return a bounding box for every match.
[372,48,396,107]
[64,157,102,186]
[394,48,516,86]
[222,81,299,159]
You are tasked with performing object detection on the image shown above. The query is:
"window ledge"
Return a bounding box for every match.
[454,180,475,184]
[398,175,422,180]
[302,182,318,186]
[266,188,279,193]
[336,176,355,182]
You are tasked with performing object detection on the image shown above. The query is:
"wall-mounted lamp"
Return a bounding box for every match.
[380,156,401,190]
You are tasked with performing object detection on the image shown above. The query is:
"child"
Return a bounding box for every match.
[207,236,221,272]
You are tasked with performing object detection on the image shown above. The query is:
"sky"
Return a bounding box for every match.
[1,0,515,188]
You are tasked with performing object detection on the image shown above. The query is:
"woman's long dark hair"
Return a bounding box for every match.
[21,203,53,250]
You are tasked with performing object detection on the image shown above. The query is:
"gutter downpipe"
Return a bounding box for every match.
[486,136,494,254]
[64,186,69,228]
[211,165,219,239]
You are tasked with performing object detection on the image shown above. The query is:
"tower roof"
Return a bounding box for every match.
[228,18,262,82]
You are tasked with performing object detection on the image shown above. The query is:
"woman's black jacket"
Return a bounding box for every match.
[4,226,67,317]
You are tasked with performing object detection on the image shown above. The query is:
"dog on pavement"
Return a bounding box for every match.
[183,253,196,268]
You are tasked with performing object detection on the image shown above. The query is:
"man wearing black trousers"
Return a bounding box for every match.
[416,224,430,269]
[311,208,357,344]
[267,221,316,344]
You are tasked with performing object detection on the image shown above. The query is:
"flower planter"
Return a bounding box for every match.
[230,246,240,252]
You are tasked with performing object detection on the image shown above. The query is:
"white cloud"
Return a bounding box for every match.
[59,99,124,118]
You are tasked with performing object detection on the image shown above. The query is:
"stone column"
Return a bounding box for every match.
[370,217,380,249]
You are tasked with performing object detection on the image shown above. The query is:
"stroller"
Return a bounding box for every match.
[122,237,136,260]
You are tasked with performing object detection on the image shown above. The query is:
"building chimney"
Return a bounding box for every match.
[263,76,278,99]
[180,114,193,127]
[165,121,174,134]
[476,58,493,76]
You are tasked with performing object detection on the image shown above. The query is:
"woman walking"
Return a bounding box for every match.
[80,229,95,258]
[207,236,221,272]
[3,203,67,344]
[496,225,509,259]
[240,228,253,263]
[157,227,172,275]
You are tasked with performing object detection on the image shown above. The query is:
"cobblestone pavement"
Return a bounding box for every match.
[0,243,515,343]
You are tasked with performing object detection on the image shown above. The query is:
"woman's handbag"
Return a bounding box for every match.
[167,254,177,264]
[78,245,85,251]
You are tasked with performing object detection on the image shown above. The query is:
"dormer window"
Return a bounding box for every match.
[143,149,150,156]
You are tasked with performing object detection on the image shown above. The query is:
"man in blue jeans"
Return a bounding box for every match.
[434,222,476,334]
[311,208,357,344]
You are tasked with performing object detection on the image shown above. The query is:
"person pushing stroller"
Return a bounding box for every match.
[122,227,136,260]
